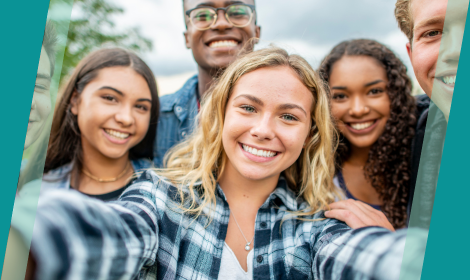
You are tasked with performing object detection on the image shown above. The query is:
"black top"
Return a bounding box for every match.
[72,179,135,202]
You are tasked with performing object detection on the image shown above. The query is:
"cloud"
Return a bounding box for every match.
[111,0,415,82]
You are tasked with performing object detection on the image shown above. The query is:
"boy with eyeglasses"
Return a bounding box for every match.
[154,0,261,167]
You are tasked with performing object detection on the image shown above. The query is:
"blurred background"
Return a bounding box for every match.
[54,0,422,96]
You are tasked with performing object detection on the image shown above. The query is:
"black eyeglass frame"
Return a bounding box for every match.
[185,3,256,30]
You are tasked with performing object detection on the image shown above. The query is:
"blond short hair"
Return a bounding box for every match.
[395,0,413,41]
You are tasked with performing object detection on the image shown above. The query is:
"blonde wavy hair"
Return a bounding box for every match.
[395,0,413,42]
[156,46,340,221]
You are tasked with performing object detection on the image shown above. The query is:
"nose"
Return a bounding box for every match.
[349,96,370,117]
[250,114,276,141]
[31,96,37,111]
[115,105,134,127]
[211,10,233,31]
[440,27,464,65]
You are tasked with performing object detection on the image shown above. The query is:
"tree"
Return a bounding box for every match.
[51,0,152,83]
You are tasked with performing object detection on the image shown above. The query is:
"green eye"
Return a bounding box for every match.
[282,114,297,121]
[241,105,255,113]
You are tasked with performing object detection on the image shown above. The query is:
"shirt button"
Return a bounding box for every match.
[256,255,263,263]
[176,106,182,113]
[260,222,267,228]
[181,131,187,137]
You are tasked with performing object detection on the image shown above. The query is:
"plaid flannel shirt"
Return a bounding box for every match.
[29,170,409,280]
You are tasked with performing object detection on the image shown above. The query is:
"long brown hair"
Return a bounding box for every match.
[44,48,159,182]
[319,39,416,228]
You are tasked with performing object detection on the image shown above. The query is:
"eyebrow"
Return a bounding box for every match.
[100,86,124,95]
[195,0,245,8]
[233,94,307,116]
[414,16,445,32]
[36,73,51,81]
[100,86,152,103]
[331,86,347,90]
[233,94,264,105]
[278,104,307,117]
[364,79,385,87]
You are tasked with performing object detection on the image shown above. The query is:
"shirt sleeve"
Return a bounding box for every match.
[26,171,160,280]
[312,220,426,280]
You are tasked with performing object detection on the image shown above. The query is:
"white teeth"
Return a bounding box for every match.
[350,121,374,130]
[209,40,238,48]
[442,75,456,86]
[242,144,277,157]
[104,129,130,140]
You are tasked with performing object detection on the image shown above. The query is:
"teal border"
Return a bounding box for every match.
[420,2,470,279]
[0,0,51,274]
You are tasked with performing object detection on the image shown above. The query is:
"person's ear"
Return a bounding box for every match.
[70,91,80,115]
[184,31,191,49]
[406,42,412,62]
[255,25,261,43]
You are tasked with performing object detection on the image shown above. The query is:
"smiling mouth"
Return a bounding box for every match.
[437,75,456,87]
[242,144,278,158]
[104,129,130,140]
[208,40,239,49]
[347,120,376,131]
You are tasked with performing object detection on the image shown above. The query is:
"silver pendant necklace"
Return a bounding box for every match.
[230,211,254,251]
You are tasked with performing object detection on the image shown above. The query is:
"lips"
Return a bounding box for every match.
[205,37,241,49]
[103,129,131,140]
[242,143,277,157]
[208,40,238,48]
[345,119,379,133]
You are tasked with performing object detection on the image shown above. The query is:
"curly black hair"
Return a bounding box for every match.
[318,39,416,228]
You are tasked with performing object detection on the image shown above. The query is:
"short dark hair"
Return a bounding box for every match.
[42,21,58,77]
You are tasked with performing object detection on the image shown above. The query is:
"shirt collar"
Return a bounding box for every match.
[160,75,199,113]
[214,176,300,212]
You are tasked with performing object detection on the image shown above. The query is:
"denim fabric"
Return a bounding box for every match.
[154,75,199,167]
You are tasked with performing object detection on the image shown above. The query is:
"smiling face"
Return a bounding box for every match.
[222,66,313,182]
[407,0,467,120]
[25,46,52,150]
[70,67,152,161]
[329,56,391,149]
[184,0,261,74]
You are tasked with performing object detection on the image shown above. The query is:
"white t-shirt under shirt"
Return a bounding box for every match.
[218,243,253,280]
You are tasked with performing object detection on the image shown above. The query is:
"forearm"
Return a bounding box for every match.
[18,190,158,280]
[314,227,425,280]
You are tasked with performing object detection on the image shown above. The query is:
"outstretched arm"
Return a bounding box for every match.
[16,171,161,280]
[312,221,426,280]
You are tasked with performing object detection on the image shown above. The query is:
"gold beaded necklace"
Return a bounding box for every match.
[82,161,131,183]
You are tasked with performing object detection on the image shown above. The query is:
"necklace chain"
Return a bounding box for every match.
[82,161,131,183]
[230,210,254,251]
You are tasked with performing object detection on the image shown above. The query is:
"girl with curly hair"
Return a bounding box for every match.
[319,39,416,229]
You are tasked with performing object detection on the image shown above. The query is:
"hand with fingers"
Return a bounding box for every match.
[324,199,395,231]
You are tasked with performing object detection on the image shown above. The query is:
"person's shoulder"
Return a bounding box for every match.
[131,158,153,171]
[160,75,198,112]
[41,163,73,189]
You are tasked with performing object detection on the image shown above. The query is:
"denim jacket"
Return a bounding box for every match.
[154,75,199,167]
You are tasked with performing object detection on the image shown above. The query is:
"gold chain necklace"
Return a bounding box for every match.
[82,161,131,183]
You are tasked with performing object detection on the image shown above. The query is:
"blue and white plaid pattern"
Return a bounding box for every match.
[29,170,410,280]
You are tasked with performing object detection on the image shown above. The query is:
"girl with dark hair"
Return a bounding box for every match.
[38,48,159,201]
[319,39,416,229]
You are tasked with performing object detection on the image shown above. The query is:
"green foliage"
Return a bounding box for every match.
[51,0,152,83]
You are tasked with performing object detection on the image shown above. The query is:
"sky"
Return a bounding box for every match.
[108,0,419,95]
